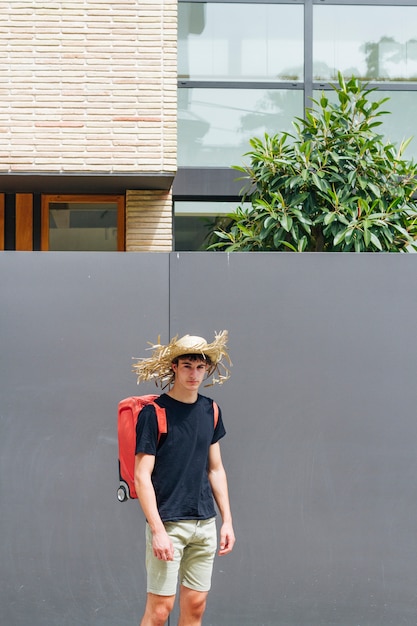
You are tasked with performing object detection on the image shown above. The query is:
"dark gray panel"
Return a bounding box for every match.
[170,252,417,626]
[0,173,174,194]
[0,252,169,626]
[172,167,242,199]
[1,251,417,625]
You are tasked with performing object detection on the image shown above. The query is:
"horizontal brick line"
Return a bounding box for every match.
[113,116,162,122]
[34,121,85,127]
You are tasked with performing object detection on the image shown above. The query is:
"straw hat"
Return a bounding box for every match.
[132,330,231,388]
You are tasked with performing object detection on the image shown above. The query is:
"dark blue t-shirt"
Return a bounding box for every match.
[135,393,226,522]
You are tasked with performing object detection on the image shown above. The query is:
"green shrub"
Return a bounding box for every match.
[210,73,417,252]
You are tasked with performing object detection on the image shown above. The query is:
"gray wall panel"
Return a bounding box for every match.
[1,251,417,625]
[0,252,169,626]
[170,252,417,626]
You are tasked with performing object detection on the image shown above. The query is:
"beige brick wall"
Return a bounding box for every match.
[126,189,172,251]
[0,0,177,174]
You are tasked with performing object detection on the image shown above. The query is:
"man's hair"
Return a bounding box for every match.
[171,353,213,366]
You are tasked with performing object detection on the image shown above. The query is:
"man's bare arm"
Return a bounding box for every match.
[134,453,174,561]
[208,442,236,555]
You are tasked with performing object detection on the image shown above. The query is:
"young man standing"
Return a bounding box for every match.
[133,331,235,626]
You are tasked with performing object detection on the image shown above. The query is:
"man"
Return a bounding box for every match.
[133,331,235,626]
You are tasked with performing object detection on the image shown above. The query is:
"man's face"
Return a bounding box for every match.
[171,356,208,392]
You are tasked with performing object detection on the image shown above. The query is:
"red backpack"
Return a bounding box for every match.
[117,395,219,502]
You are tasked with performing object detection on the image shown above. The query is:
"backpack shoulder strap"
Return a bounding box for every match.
[150,402,167,442]
[213,401,219,429]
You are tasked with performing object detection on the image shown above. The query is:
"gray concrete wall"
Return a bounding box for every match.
[1,252,417,625]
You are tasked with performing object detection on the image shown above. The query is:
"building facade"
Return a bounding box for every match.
[175,0,417,250]
[0,0,176,251]
[1,1,417,251]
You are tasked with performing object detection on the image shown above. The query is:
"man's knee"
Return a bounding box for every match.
[153,602,172,625]
[142,593,175,625]
[180,587,208,619]
[190,594,206,617]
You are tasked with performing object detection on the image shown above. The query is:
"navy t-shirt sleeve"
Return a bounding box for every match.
[135,404,158,456]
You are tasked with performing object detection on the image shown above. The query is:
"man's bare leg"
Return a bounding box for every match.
[140,592,175,626]
[178,586,208,626]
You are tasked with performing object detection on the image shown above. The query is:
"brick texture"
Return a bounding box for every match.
[126,189,172,252]
[0,1,177,175]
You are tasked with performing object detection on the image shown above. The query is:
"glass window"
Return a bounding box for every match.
[313,5,417,82]
[179,3,303,82]
[370,90,417,161]
[41,195,125,251]
[175,201,247,251]
[178,88,304,167]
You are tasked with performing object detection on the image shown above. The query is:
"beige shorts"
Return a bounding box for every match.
[145,518,217,596]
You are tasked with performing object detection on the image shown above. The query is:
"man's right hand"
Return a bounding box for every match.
[152,529,174,561]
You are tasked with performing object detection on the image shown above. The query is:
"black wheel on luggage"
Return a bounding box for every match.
[117,483,128,502]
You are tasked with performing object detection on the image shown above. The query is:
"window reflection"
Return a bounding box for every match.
[49,202,118,251]
[313,5,417,81]
[179,3,303,81]
[375,91,417,160]
[178,88,303,167]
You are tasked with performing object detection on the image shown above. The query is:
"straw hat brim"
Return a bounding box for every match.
[132,330,231,388]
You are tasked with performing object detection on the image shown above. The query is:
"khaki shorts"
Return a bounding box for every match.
[146,518,217,596]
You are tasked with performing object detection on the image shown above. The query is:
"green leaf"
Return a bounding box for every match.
[263,215,277,229]
[213,230,232,241]
[367,182,381,197]
[333,229,347,246]
[392,224,411,238]
[324,212,336,226]
[273,228,286,248]
[236,224,253,237]
[345,228,354,245]
[311,173,324,191]
[297,235,308,252]
[370,232,382,251]
[347,170,356,186]
[358,176,368,190]
[363,224,371,246]
[281,215,293,233]
[276,240,297,252]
